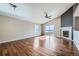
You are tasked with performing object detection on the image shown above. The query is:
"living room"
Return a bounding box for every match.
[0,3,79,56]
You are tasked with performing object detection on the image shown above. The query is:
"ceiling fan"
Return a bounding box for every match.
[9,3,17,10]
[44,11,52,19]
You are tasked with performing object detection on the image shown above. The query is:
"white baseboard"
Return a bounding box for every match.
[0,35,40,44]
[0,38,22,44]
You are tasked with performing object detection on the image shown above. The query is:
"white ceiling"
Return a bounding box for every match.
[0,3,74,24]
[74,4,79,17]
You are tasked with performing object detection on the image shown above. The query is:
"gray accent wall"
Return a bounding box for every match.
[61,6,73,27]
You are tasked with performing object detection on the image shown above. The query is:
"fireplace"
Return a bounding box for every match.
[63,31,69,37]
[61,27,72,40]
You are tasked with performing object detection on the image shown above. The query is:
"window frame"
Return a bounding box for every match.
[35,24,39,33]
[45,25,55,32]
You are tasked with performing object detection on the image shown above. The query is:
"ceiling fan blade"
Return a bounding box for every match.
[48,17,51,19]
[43,11,52,19]
[44,12,49,18]
[49,16,51,17]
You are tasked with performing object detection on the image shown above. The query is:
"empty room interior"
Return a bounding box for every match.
[0,3,79,56]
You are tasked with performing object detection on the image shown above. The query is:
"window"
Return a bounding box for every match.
[45,25,54,32]
[45,26,50,32]
[50,25,54,31]
[35,24,39,33]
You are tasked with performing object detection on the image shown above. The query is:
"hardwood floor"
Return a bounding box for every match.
[0,35,79,56]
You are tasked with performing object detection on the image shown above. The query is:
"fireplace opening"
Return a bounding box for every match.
[63,31,69,37]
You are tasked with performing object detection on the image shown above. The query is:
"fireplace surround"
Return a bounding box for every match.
[61,27,72,40]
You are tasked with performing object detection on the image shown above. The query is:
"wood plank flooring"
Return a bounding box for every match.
[0,35,79,56]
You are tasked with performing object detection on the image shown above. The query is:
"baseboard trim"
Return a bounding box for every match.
[0,35,41,44]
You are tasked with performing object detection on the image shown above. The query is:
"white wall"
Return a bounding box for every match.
[0,19,2,40]
[0,15,41,43]
[73,31,79,50]
[42,17,61,37]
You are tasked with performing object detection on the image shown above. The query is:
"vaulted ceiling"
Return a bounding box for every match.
[74,4,79,17]
[0,3,74,24]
